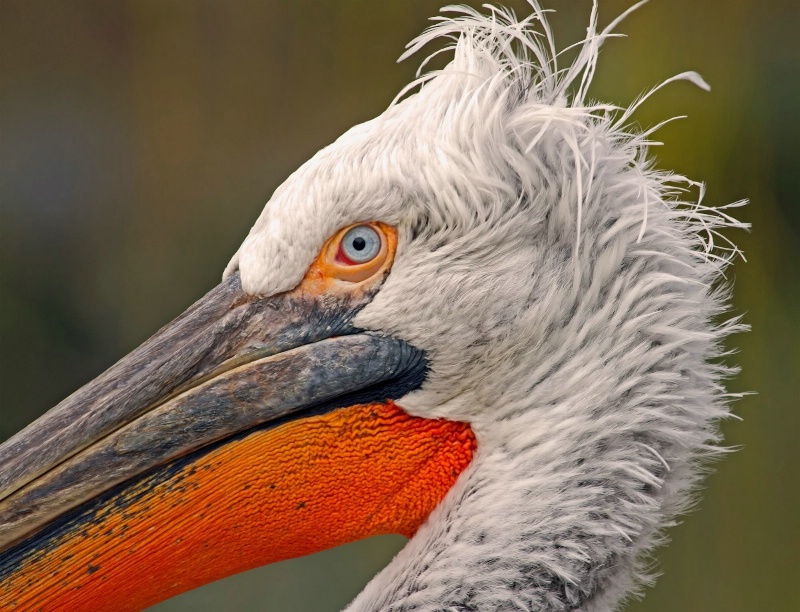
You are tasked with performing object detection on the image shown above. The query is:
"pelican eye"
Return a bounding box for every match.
[321,222,393,284]
[338,225,382,264]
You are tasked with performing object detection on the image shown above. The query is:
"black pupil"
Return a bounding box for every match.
[352,236,367,251]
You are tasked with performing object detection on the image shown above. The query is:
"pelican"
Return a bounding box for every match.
[0,2,746,610]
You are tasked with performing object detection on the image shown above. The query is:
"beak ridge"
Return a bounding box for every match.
[0,270,426,551]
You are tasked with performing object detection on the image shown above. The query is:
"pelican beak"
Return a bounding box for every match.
[0,230,476,611]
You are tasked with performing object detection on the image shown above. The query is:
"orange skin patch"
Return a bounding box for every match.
[1,401,476,611]
[300,221,397,294]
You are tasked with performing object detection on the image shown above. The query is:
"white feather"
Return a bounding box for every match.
[228,2,747,609]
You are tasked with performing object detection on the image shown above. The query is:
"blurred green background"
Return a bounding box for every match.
[1,0,798,610]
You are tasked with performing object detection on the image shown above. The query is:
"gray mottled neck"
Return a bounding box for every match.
[346,355,702,611]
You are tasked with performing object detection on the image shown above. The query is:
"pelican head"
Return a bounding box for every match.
[0,2,745,610]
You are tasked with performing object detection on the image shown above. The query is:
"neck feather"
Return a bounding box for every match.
[348,294,734,610]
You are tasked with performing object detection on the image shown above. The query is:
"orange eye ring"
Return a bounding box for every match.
[291,221,395,289]
[324,222,392,283]
[295,222,397,295]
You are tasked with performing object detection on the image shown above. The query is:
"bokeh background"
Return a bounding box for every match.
[1,0,798,610]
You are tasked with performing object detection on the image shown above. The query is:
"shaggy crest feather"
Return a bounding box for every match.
[229,1,747,610]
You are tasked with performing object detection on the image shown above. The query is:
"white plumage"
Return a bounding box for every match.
[231,1,748,609]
